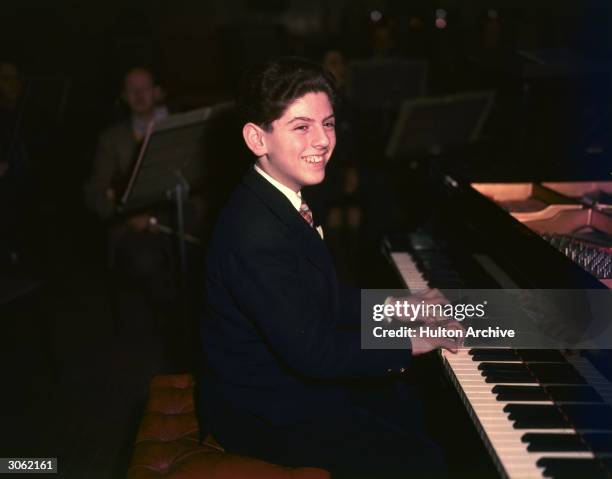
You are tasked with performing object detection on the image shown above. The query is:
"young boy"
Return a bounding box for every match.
[198,57,451,478]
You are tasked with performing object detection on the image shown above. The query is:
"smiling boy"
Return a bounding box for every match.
[244,89,335,191]
[198,57,448,478]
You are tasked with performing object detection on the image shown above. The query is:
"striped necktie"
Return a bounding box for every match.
[299,200,314,228]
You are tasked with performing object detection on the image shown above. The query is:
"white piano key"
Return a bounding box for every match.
[389,252,429,293]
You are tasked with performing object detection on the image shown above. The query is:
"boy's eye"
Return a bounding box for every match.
[294,125,308,131]
[324,121,335,129]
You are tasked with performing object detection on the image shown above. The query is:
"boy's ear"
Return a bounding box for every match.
[242,122,267,157]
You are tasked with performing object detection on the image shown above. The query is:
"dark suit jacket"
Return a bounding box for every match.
[198,167,411,429]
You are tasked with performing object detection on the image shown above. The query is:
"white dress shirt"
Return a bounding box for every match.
[254,164,324,239]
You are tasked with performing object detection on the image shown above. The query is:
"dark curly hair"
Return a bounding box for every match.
[237,57,337,131]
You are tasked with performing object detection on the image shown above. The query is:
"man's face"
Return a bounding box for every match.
[123,69,158,116]
[258,91,336,192]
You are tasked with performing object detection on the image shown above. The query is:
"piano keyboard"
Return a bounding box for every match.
[386,234,612,479]
[443,349,612,479]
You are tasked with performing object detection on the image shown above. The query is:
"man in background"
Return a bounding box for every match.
[84,66,179,343]
[85,66,168,221]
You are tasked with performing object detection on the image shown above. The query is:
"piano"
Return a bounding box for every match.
[384,178,612,479]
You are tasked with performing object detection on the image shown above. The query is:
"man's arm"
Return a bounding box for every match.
[226,239,411,380]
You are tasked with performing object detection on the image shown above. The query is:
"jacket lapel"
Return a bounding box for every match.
[242,168,333,276]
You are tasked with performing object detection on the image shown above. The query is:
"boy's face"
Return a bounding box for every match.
[257,91,336,192]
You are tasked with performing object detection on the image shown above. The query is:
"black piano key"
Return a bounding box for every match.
[470,348,518,362]
[471,353,518,361]
[583,433,612,453]
[485,374,537,383]
[506,404,612,430]
[527,364,586,385]
[504,404,571,429]
[537,458,609,479]
[546,386,603,403]
[479,362,528,372]
[523,432,612,453]
[492,363,587,385]
[480,363,536,383]
[471,349,569,363]
[483,372,535,380]
[493,384,603,402]
[493,385,549,401]
[469,348,516,355]
[560,404,612,430]
[517,350,568,363]
[521,433,589,452]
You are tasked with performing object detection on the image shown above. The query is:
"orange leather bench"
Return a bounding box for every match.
[127,374,330,479]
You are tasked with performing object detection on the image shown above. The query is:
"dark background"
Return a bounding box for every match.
[2,0,611,184]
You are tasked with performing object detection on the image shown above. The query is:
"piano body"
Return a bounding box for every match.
[385,178,612,479]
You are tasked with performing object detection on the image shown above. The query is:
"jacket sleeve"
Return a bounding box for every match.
[225,237,411,379]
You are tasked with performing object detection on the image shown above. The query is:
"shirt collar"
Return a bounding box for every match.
[131,106,169,140]
[253,163,302,212]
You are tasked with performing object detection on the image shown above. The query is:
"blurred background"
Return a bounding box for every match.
[1,1,610,477]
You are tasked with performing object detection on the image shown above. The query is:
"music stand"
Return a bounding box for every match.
[347,58,428,110]
[385,90,495,159]
[119,102,233,275]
